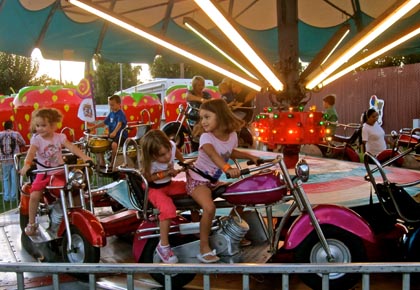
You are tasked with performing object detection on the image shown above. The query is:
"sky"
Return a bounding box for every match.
[32,49,151,84]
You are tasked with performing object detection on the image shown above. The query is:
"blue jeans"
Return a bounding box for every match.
[1,161,17,201]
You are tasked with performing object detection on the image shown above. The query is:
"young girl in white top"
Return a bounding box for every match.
[187,99,259,263]
[20,108,93,236]
[140,129,186,263]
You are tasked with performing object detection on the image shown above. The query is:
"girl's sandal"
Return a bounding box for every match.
[24,223,38,236]
[196,249,220,263]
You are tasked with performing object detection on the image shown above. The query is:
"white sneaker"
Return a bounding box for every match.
[156,242,178,263]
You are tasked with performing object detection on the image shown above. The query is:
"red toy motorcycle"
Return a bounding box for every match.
[376,127,420,167]
[16,152,141,265]
[316,122,361,162]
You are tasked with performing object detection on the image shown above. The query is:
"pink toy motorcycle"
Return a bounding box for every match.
[119,155,404,290]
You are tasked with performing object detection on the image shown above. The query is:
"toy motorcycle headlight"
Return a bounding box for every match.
[68,169,85,189]
[295,159,309,182]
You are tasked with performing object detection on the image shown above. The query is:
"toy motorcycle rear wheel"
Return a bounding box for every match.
[139,238,196,288]
[294,225,366,290]
[238,127,253,148]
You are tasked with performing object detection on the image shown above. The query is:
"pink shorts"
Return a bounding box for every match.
[31,173,66,192]
[186,173,217,196]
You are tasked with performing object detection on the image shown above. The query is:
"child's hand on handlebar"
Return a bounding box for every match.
[168,168,182,177]
[19,165,30,177]
[84,159,95,167]
[225,167,241,179]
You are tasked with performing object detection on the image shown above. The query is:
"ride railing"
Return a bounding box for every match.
[1,262,420,290]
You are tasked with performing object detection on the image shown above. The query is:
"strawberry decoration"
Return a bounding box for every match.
[164,85,221,122]
[120,92,162,137]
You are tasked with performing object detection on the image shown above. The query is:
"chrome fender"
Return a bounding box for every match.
[58,209,106,247]
[283,204,376,250]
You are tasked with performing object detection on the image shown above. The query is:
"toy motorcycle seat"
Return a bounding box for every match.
[332,128,361,144]
[171,183,230,209]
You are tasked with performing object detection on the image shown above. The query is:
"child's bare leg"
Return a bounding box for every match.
[25,190,43,235]
[28,190,43,224]
[111,142,118,166]
[96,153,105,167]
[191,186,216,255]
[159,219,170,246]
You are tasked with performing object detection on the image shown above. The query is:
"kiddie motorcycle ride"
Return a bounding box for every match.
[83,117,152,174]
[376,127,420,167]
[161,103,200,152]
[315,122,361,162]
[16,151,141,265]
[364,142,420,263]
[118,154,401,290]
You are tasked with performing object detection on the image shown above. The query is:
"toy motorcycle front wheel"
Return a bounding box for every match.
[62,225,100,264]
[139,238,196,288]
[294,225,366,290]
[162,122,185,149]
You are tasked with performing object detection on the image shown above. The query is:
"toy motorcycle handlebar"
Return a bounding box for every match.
[177,157,278,179]
[29,161,94,175]
[365,142,420,178]
[226,158,280,179]
[83,130,109,139]
[325,121,361,129]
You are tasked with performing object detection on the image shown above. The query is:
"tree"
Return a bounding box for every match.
[150,55,223,84]
[0,52,39,95]
[360,54,420,70]
[29,74,65,87]
[94,61,141,104]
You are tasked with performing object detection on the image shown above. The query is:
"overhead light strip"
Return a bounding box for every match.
[305,0,420,90]
[184,19,258,80]
[68,0,262,91]
[320,25,420,87]
[321,29,350,65]
[194,0,284,91]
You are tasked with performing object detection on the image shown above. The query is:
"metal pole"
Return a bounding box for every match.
[120,63,123,91]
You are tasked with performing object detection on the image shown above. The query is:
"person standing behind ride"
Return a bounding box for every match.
[218,78,235,106]
[186,76,212,127]
[362,108,387,156]
[88,94,128,166]
[187,99,259,263]
[322,94,338,137]
[140,129,187,263]
[230,80,257,122]
[20,108,93,236]
[0,120,26,202]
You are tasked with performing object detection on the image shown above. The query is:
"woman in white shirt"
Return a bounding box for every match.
[362,108,387,156]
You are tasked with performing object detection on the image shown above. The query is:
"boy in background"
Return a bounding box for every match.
[88,95,127,168]
[323,94,338,138]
